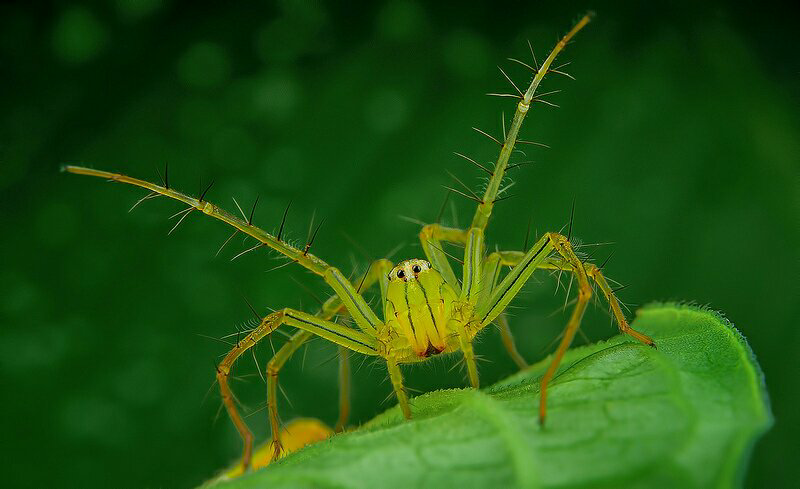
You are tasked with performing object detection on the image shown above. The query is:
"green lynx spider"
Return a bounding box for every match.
[65,14,655,472]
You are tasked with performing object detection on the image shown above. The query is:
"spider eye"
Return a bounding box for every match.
[397,270,405,279]
[412,265,421,273]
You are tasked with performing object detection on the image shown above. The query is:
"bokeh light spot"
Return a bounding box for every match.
[60,396,132,447]
[255,8,327,64]
[0,326,70,372]
[177,42,231,89]
[1,273,39,316]
[115,0,163,22]
[251,73,299,122]
[375,1,428,43]
[443,29,491,78]
[52,6,108,64]
[364,88,408,134]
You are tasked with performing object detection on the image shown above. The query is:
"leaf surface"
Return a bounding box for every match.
[207,304,772,489]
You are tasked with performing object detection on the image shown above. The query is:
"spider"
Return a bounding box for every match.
[64,13,654,473]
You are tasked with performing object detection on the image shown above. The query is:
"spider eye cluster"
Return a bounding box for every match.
[389,260,432,281]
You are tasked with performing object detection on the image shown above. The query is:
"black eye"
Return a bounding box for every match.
[397,270,405,279]
[412,265,421,273]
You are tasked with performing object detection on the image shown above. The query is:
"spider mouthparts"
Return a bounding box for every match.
[422,344,445,357]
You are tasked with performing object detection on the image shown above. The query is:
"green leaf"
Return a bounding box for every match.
[206,303,772,489]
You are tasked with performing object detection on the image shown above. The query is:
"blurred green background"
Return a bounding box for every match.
[1,1,797,487]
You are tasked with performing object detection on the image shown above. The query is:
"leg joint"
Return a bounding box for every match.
[578,284,592,301]
[419,223,438,240]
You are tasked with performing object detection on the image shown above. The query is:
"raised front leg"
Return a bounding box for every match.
[468,14,592,232]
[65,166,389,336]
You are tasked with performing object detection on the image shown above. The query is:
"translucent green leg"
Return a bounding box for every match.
[478,248,655,348]
[386,354,411,419]
[480,250,528,368]
[460,228,485,303]
[217,308,380,471]
[533,234,593,425]
[419,223,467,293]
[469,14,592,231]
[421,226,521,379]
[497,314,527,369]
[335,346,351,432]
[263,259,392,463]
[477,234,556,330]
[453,321,480,388]
[266,330,313,461]
[454,227,486,387]
[538,258,656,347]
[473,232,654,424]
[64,166,384,335]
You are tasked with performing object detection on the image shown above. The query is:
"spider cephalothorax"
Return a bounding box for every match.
[65,13,655,476]
[385,259,458,358]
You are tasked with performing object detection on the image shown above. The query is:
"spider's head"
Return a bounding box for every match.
[388,259,432,282]
[385,258,458,357]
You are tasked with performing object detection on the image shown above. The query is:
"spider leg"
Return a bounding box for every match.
[64,166,386,335]
[420,226,528,370]
[480,250,528,368]
[461,228,485,303]
[477,235,556,328]
[386,354,411,419]
[474,233,583,424]
[419,223,468,293]
[263,259,392,464]
[453,319,480,388]
[335,346,351,432]
[474,233,654,424]
[217,308,380,471]
[266,330,312,462]
[478,248,654,346]
[453,227,486,387]
[538,258,655,346]
[497,313,527,369]
[469,15,591,232]
[533,233,592,425]
[268,259,391,460]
